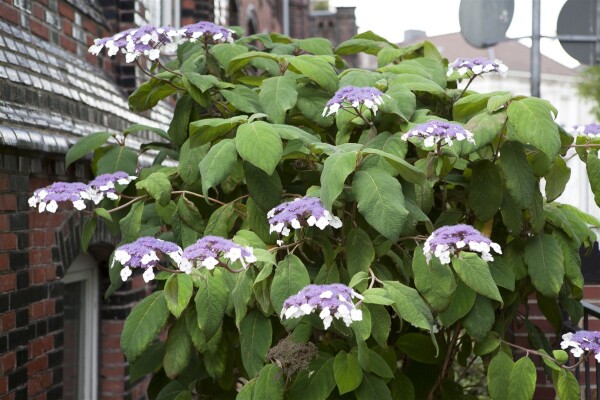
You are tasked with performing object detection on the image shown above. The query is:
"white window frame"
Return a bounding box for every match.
[63,254,99,400]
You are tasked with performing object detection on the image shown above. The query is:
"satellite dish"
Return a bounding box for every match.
[459,0,514,48]
[557,0,597,65]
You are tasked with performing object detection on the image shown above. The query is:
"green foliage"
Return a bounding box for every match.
[72,28,597,399]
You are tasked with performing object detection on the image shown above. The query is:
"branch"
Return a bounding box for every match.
[501,339,586,370]
[108,195,147,213]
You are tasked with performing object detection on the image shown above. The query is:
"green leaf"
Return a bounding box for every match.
[221,85,262,114]
[452,252,502,303]
[587,151,600,207]
[178,139,208,185]
[97,145,138,175]
[212,43,248,70]
[200,138,238,197]
[464,111,506,153]
[524,234,564,297]
[273,124,320,144]
[130,342,165,382]
[353,168,408,240]
[129,76,178,112]
[119,201,144,243]
[232,268,255,327]
[164,274,193,319]
[412,246,456,312]
[489,257,515,291]
[195,270,230,341]
[168,94,194,147]
[487,92,513,113]
[355,373,392,400]
[66,131,113,167]
[388,74,448,99]
[288,55,338,92]
[462,295,495,342]
[123,124,169,140]
[368,304,391,348]
[243,162,282,212]
[488,351,514,400]
[384,281,434,330]
[453,92,502,122]
[270,254,310,314]
[556,369,581,400]
[320,151,357,210]
[163,317,193,379]
[438,278,477,327]
[333,351,363,394]
[507,357,536,400]
[378,79,416,120]
[204,203,235,237]
[296,37,334,55]
[346,228,375,278]
[499,141,537,209]
[287,356,336,400]
[236,121,283,175]
[189,116,248,147]
[236,378,257,400]
[253,364,284,400]
[468,160,503,221]
[362,288,395,305]
[227,51,280,75]
[295,86,335,127]
[368,349,394,379]
[361,148,425,184]
[82,217,96,253]
[240,310,272,378]
[396,333,441,364]
[507,97,560,160]
[258,75,298,123]
[121,291,170,362]
[545,157,571,202]
[136,172,172,206]
[473,332,501,355]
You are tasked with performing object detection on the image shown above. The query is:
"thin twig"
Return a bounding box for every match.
[156,263,184,274]
[108,195,147,213]
[135,58,185,90]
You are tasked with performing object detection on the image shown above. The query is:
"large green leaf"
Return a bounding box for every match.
[379,79,416,121]
[129,75,179,112]
[258,75,298,123]
[346,227,375,278]
[333,350,363,394]
[355,373,392,400]
[352,168,408,240]
[253,364,284,400]
[396,333,441,364]
[232,268,255,327]
[66,131,113,167]
[236,121,283,175]
[438,278,476,327]
[270,254,310,314]
[240,310,272,378]
[97,145,138,175]
[507,97,560,160]
[384,281,434,330]
[168,94,193,147]
[189,116,248,147]
[121,291,170,362]
[287,356,336,400]
[388,74,448,99]
[164,274,193,319]
[243,162,282,212]
[499,141,537,209]
[178,139,208,185]
[412,247,456,312]
[361,148,425,184]
[200,138,238,196]
[556,369,581,400]
[220,85,262,114]
[119,201,144,243]
[136,172,172,206]
[368,304,391,348]
[452,252,502,303]
[462,295,495,342]
[545,157,571,202]
[163,317,193,379]
[468,160,503,221]
[524,234,564,297]
[488,351,514,400]
[195,270,230,341]
[463,111,506,154]
[288,55,338,92]
[587,151,600,207]
[507,357,536,400]
[320,151,356,210]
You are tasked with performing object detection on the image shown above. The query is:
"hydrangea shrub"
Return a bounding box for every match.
[35,23,600,399]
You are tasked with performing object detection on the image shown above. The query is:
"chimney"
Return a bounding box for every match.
[404,29,427,42]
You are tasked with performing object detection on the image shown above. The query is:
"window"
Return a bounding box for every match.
[63,254,99,400]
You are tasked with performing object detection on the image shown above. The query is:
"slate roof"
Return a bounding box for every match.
[0,20,172,155]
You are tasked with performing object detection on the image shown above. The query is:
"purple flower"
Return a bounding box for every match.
[112,237,183,283]
[28,182,92,213]
[87,172,136,204]
[267,197,342,237]
[323,86,385,117]
[447,57,508,77]
[570,123,600,137]
[401,120,475,147]
[281,284,363,329]
[180,236,256,273]
[423,224,501,264]
[178,21,235,44]
[561,331,600,361]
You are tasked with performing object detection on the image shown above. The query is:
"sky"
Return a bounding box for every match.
[329,0,580,68]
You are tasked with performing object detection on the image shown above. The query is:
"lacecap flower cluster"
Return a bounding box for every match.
[281,284,363,329]
[113,237,184,283]
[423,224,502,265]
[561,331,600,361]
[570,123,600,137]
[28,172,136,213]
[89,21,234,63]
[323,86,385,117]
[447,57,508,77]
[179,235,256,273]
[401,120,475,147]
[267,197,342,237]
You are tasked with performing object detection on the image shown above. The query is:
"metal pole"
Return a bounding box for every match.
[531,0,541,97]
[283,0,290,36]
